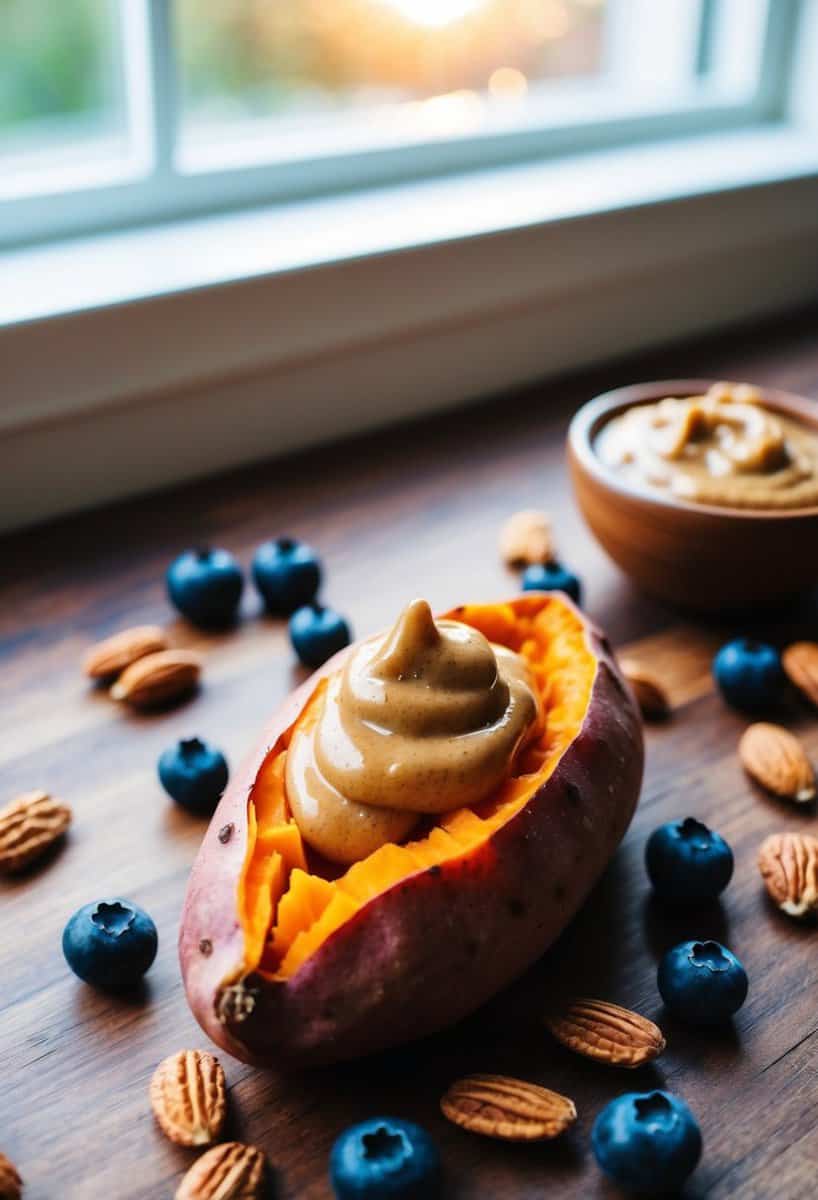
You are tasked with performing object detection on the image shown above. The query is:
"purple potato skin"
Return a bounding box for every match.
[180,594,643,1066]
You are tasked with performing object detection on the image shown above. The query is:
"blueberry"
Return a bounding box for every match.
[592,1090,702,1196]
[646,817,734,906]
[521,562,582,605]
[252,536,322,615]
[166,547,244,629]
[713,637,785,712]
[658,939,748,1025]
[158,737,228,815]
[290,603,351,668]
[62,899,158,991]
[330,1117,440,1199]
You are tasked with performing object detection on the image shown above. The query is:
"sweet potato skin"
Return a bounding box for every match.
[180,597,643,1066]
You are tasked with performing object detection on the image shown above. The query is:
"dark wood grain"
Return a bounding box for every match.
[2,309,818,1200]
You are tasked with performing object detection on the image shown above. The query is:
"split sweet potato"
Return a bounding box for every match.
[180,594,643,1065]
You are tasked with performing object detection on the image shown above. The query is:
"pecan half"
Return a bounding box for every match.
[150,1049,227,1147]
[0,790,72,873]
[175,1143,265,1200]
[499,510,555,567]
[545,998,665,1067]
[441,1073,576,1141]
[758,832,818,918]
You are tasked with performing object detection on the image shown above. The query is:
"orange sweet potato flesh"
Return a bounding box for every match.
[180,594,643,1066]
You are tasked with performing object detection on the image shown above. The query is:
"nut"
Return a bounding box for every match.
[739,722,815,803]
[0,1152,22,1200]
[83,625,168,679]
[499,510,555,567]
[150,1049,227,1147]
[783,642,818,708]
[215,981,258,1026]
[110,650,201,708]
[620,661,670,721]
[545,998,665,1067]
[758,832,818,918]
[440,1073,576,1141]
[175,1142,266,1200]
[0,790,72,873]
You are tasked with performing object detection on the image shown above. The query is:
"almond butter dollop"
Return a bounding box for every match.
[597,381,818,509]
[285,599,542,864]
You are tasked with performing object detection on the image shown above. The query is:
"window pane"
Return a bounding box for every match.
[0,0,128,177]
[177,0,608,160]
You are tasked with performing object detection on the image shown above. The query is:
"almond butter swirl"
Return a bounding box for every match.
[286,599,542,864]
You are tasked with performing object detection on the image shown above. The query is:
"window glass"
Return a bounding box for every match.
[0,0,128,174]
[177,0,608,158]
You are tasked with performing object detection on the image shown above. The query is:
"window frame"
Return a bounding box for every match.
[0,0,803,250]
[1,1,817,533]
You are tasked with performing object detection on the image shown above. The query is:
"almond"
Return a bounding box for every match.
[620,661,670,721]
[499,510,555,567]
[150,1049,227,1147]
[0,1152,22,1200]
[0,790,72,873]
[110,650,201,708]
[440,1073,576,1141]
[739,722,815,803]
[545,998,665,1067]
[782,642,818,708]
[758,832,818,918]
[83,624,168,679]
[175,1142,266,1200]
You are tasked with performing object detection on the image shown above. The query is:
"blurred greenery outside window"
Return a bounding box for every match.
[0,0,127,164]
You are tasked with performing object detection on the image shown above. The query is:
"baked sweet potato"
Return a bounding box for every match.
[180,594,643,1066]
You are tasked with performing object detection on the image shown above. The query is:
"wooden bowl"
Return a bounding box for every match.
[568,379,818,611]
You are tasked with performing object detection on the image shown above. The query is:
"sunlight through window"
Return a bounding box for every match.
[377,0,486,28]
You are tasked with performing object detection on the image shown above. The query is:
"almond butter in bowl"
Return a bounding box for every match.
[739,723,816,804]
[175,1142,266,1200]
[440,1073,576,1141]
[782,641,818,708]
[83,624,168,680]
[150,1049,227,1147]
[569,379,818,610]
[758,832,818,918]
[0,790,72,873]
[545,998,665,1068]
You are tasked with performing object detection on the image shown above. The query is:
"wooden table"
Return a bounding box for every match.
[3,310,818,1200]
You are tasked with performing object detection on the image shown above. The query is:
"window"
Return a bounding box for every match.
[0,2,127,176]
[0,0,804,247]
[2,1,817,535]
[176,0,608,167]
[0,2,150,202]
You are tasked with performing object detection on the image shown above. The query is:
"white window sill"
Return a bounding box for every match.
[2,121,818,531]
[4,122,818,332]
